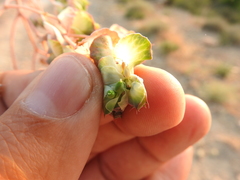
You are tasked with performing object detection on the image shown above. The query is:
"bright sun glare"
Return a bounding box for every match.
[114,44,133,64]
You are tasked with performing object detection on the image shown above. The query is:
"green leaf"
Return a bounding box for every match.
[98,56,116,69]
[63,45,75,53]
[105,97,119,114]
[114,33,152,67]
[73,0,89,10]
[71,11,94,35]
[90,35,115,63]
[114,80,126,94]
[128,81,147,109]
[101,66,123,85]
[118,92,128,111]
[76,29,119,57]
[48,40,63,56]
[98,56,122,76]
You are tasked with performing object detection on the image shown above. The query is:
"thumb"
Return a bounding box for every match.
[0,53,103,180]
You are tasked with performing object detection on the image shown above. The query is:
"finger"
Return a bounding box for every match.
[0,70,42,115]
[0,70,42,108]
[137,95,211,162]
[89,122,134,160]
[0,70,115,125]
[79,95,211,179]
[0,53,103,180]
[90,65,186,158]
[145,147,193,180]
[114,65,186,136]
[90,66,186,158]
[1,63,185,133]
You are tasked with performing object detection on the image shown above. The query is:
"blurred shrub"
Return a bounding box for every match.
[202,16,240,46]
[215,7,240,24]
[165,0,210,14]
[211,0,240,23]
[202,17,228,33]
[117,0,130,4]
[138,21,166,37]
[125,6,146,20]
[159,40,179,55]
[201,81,230,104]
[213,63,232,79]
[166,0,240,24]
[219,26,240,46]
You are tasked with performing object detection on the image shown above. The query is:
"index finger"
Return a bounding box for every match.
[92,64,186,158]
[0,70,42,108]
[114,65,185,136]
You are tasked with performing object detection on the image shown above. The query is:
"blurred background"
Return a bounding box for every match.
[0,0,240,179]
[88,1,240,179]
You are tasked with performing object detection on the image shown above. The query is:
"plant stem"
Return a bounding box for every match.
[10,15,19,70]
[4,4,59,21]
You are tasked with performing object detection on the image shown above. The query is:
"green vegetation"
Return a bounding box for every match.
[166,0,240,24]
[138,21,166,37]
[201,81,230,104]
[117,0,129,4]
[125,6,146,20]
[165,0,210,14]
[213,63,232,79]
[119,0,154,21]
[211,0,240,24]
[166,0,240,46]
[219,26,240,46]
[202,18,240,46]
[202,17,228,33]
[159,40,179,55]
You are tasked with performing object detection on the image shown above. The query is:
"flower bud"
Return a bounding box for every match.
[128,81,147,109]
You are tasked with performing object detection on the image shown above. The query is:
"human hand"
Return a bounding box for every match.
[0,53,211,180]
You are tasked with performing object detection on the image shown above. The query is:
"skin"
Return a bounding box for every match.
[0,53,211,180]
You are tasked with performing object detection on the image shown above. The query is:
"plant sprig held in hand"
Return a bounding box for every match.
[1,0,153,118]
[89,28,152,118]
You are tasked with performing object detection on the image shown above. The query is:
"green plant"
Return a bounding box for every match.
[166,0,240,23]
[124,5,146,20]
[201,15,240,47]
[213,63,232,79]
[89,32,152,117]
[211,0,240,23]
[138,22,166,37]
[159,40,179,55]
[0,0,153,118]
[201,81,230,104]
[216,7,240,24]
[202,17,228,33]
[166,0,210,14]
[219,26,240,46]
[117,0,130,4]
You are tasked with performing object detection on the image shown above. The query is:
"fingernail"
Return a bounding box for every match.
[24,55,92,118]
